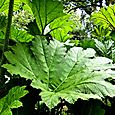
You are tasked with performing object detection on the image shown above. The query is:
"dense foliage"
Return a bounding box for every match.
[1,0,115,114]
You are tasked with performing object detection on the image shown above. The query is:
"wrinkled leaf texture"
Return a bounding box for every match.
[0,86,28,115]
[2,36,115,109]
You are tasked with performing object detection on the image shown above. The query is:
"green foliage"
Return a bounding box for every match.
[2,36,115,109]
[50,15,76,42]
[0,12,7,31]
[94,39,114,56]
[1,0,115,114]
[0,0,31,14]
[22,0,65,34]
[0,0,19,13]
[79,39,96,49]
[26,19,40,36]
[12,10,34,29]
[0,24,34,44]
[92,25,111,41]
[0,86,28,115]
[111,31,115,41]
[91,5,115,30]
[11,26,34,42]
[94,39,115,63]
[0,0,6,8]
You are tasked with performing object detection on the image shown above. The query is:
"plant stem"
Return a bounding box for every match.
[0,0,14,86]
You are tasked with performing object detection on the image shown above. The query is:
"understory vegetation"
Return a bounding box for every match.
[1,0,115,115]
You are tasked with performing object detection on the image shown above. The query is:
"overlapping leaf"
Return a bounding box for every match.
[91,5,115,30]
[0,86,28,115]
[50,15,76,42]
[22,0,65,34]
[2,36,115,109]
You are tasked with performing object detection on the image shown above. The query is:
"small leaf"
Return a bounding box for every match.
[10,100,22,108]
[0,86,28,115]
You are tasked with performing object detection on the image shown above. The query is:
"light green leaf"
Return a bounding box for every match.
[94,39,114,57]
[11,26,34,42]
[91,5,115,30]
[22,0,65,34]
[2,36,115,109]
[0,0,6,9]
[10,100,22,109]
[0,86,28,115]
[94,39,107,54]
[0,0,22,14]
[50,15,76,42]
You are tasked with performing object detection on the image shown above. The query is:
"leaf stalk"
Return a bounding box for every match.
[0,0,14,86]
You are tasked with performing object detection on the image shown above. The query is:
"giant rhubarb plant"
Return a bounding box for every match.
[2,36,115,109]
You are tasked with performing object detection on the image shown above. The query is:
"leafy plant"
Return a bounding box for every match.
[22,0,65,34]
[11,26,34,42]
[2,36,115,109]
[94,39,115,59]
[91,4,115,30]
[0,0,18,13]
[79,39,96,49]
[0,0,6,9]
[0,13,7,31]
[1,0,115,114]
[92,25,111,41]
[0,86,28,115]
[50,14,76,42]
[12,10,34,29]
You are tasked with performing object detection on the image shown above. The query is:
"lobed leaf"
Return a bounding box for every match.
[0,86,28,115]
[2,36,115,109]
[91,5,115,30]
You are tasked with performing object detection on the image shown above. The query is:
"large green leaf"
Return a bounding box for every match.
[91,5,115,30]
[2,36,115,109]
[0,86,28,115]
[50,15,76,42]
[22,0,65,34]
